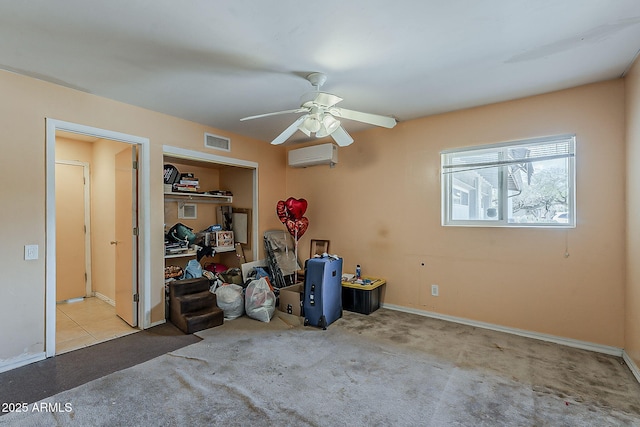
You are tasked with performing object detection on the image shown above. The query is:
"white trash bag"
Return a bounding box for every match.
[213,283,244,320]
[245,277,276,323]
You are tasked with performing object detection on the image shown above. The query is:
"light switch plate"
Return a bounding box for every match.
[25,244,39,260]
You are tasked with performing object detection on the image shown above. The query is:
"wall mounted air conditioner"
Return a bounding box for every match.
[288,143,338,168]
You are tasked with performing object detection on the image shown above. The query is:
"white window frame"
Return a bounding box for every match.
[441,134,576,228]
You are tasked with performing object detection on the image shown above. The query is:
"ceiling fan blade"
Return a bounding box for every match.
[314,92,343,107]
[271,115,308,145]
[330,107,397,128]
[240,108,308,121]
[300,92,343,108]
[331,126,354,147]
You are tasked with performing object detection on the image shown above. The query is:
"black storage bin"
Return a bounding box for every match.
[342,285,381,315]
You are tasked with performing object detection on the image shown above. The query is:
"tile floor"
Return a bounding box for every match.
[56,297,138,354]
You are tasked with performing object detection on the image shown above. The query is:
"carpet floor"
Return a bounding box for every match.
[0,322,200,409]
[1,309,639,426]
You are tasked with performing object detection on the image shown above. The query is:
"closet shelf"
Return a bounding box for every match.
[164,191,232,204]
[164,250,197,259]
[164,245,235,259]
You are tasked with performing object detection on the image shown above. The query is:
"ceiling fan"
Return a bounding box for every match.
[240,73,397,147]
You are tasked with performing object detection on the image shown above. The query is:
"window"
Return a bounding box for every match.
[441,135,575,227]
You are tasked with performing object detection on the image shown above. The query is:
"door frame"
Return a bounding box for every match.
[55,160,93,298]
[162,145,259,258]
[45,119,151,358]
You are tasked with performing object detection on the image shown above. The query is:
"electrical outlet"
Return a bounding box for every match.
[25,244,39,260]
[431,284,439,297]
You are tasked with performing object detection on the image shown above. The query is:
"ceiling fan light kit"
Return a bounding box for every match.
[303,115,321,133]
[240,72,396,147]
[322,115,341,134]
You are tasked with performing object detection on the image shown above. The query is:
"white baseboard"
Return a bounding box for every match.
[93,292,115,306]
[623,351,640,383]
[381,303,624,357]
[0,352,46,374]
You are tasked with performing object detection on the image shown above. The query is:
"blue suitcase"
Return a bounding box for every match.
[303,255,343,329]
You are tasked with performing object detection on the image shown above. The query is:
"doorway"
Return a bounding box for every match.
[54,135,139,353]
[46,119,151,358]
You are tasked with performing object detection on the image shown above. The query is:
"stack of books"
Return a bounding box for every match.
[206,190,233,196]
[172,173,200,193]
[165,239,189,255]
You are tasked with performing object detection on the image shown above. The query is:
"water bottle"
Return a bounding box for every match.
[355,264,362,280]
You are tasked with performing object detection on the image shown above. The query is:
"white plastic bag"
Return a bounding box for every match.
[245,277,276,323]
[214,283,244,320]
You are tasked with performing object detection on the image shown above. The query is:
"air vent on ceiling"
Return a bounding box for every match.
[204,132,231,152]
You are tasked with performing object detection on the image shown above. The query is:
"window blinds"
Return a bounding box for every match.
[442,134,575,174]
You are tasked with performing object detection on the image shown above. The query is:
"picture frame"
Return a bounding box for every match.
[231,208,251,250]
[310,239,330,258]
[177,202,197,220]
[215,230,234,248]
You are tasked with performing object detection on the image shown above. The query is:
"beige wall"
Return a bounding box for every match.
[56,136,93,162]
[626,57,640,369]
[0,65,635,371]
[287,80,626,347]
[0,70,286,367]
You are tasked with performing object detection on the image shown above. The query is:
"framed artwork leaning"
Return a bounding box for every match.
[310,239,330,258]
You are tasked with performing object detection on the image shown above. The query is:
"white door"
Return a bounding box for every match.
[114,146,138,326]
[55,162,88,301]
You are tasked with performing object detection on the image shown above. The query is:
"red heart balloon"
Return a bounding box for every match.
[285,197,308,220]
[276,200,288,224]
[285,217,309,240]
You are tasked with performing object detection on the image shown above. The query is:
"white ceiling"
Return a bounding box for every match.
[2,1,639,144]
